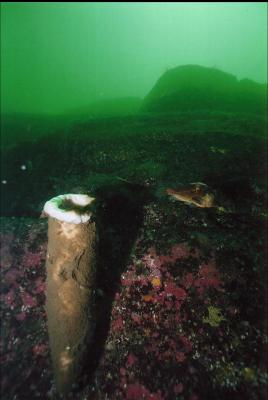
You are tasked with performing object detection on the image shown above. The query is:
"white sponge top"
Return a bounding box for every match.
[43,194,95,224]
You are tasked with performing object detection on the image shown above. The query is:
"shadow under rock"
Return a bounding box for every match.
[79,181,152,395]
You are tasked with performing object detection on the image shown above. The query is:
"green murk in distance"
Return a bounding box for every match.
[1,2,267,115]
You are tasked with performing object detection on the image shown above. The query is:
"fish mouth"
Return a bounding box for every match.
[176,195,203,207]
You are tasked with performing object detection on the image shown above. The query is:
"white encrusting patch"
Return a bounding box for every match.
[43,194,95,224]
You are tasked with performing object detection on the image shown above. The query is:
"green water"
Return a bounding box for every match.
[1,2,267,115]
[1,4,268,400]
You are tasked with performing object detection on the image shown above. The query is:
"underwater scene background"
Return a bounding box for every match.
[0,3,267,400]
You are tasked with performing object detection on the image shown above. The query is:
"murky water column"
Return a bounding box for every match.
[43,194,97,396]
